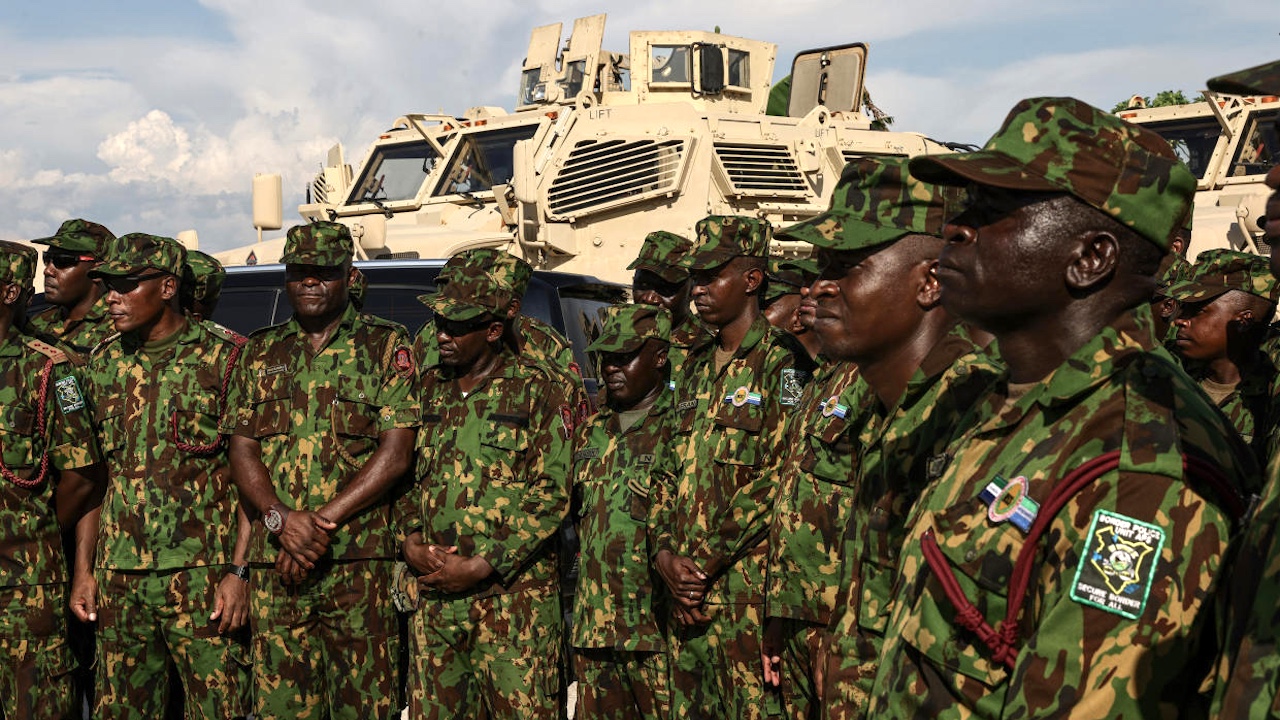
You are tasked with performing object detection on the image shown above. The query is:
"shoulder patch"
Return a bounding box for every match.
[24,337,68,364]
[1069,509,1165,620]
[779,368,808,407]
[392,345,415,377]
[55,374,86,414]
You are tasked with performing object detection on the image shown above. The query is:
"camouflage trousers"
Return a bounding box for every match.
[815,625,880,720]
[776,619,824,720]
[95,566,251,720]
[0,583,77,720]
[409,580,562,720]
[669,602,781,719]
[251,558,399,720]
[572,647,670,720]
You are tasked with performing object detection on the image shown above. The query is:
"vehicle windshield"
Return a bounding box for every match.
[1228,108,1280,178]
[347,140,440,205]
[1141,116,1221,181]
[434,124,541,196]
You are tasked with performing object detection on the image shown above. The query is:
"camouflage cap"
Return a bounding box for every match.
[0,240,37,289]
[1168,249,1279,304]
[909,96,1195,250]
[628,231,694,283]
[425,268,511,322]
[31,218,115,258]
[281,221,354,266]
[586,304,672,354]
[1208,60,1280,96]
[437,248,533,298]
[183,249,225,304]
[685,215,772,271]
[763,257,820,303]
[90,233,187,277]
[777,156,961,251]
[1154,253,1192,297]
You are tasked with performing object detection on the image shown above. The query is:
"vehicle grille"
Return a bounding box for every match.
[713,143,808,195]
[547,139,687,220]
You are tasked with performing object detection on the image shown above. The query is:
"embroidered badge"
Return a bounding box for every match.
[264,364,288,376]
[978,475,1039,534]
[637,453,655,464]
[55,375,85,414]
[926,453,950,481]
[725,386,762,408]
[558,405,575,440]
[1070,509,1165,620]
[568,362,583,379]
[780,368,806,407]
[677,399,698,412]
[819,395,848,419]
[393,346,414,377]
[574,448,601,461]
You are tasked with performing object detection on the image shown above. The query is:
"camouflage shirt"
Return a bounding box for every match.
[866,306,1256,719]
[28,296,116,355]
[410,347,573,595]
[652,314,812,606]
[1199,366,1273,479]
[222,303,419,562]
[763,360,868,625]
[667,315,713,377]
[0,329,98,587]
[84,317,245,571]
[571,392,675,652]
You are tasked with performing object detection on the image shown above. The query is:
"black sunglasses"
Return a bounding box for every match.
[43,250,95,270]
[436,316,497,338]
[102,272,167,295]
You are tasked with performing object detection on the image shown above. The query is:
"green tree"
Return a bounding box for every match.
[1112,89,1206,113]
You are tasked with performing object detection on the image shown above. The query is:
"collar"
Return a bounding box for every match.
[286,301,359,351]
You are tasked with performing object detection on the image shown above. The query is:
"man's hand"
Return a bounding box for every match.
[211,572,250,633]
[70,571,98,623]
[403,533,458,576]
[762,617,784,687]
[420,553,494,594]
[275,551,309,585]
[278,510,332,568]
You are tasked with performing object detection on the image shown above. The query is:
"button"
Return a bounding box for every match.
[964,549,977,562]
[359,393,366,399]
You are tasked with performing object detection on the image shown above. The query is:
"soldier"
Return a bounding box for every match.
[628,230,710,374]
[864,97,1256,718]
[1151,252,1191,342]
[762,257,821,362]
[181,249,226,321]
[28,219,117,354]
[222,221,419,718]
[769,157,1001,720]
[571,304,675,720]
[401,263,573,719]
[0,240,101,719]
[650,215,812,719]
[67,233,252,719]
[1169,249,1277,469]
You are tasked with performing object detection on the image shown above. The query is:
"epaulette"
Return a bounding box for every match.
[200,319,248,346]
[24,337,69,364]
[247,321,289,340]
[358,312,409,334]
[88,333,121,358]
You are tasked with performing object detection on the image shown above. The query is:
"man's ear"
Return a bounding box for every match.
[160,275,179,301]
[1,282,21,307]
[485,320,505,344]
[1064,231,1119,291]
[917,260,942,310]
[743,265,765,295]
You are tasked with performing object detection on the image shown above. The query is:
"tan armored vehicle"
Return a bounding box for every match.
[1119,92,1280,257]
[215,14,950,283]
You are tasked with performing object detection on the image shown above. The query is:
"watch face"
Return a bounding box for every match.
[264,508,283,534]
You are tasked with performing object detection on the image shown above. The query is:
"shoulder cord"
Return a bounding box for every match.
[920,450,1245,670]
[0,358,56,489]
[170,337,245,455]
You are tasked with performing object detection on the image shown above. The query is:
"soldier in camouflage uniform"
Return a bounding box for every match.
[181,249,226,321]
[401,264,573,720]
[28,219,118,354]
[67,233,252,719]
[629,230,711,375]
[863,97,1257,719]
[1151,252,1191,342]
[570,304,675,720]
[222,221,419,719]
[1168,249,1277,471]
[0,240,101,719]
[768,157,1002,720]
[650,215,813,719]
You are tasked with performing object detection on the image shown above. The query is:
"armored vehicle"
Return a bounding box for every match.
[1119,92,1280,257]
[214,15,951,284]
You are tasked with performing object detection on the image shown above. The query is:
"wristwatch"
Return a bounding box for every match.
[264,503,290,534]
[226,564,250,582]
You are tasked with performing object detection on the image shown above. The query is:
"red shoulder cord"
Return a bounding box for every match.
[170,335,246,455]
[920,450,1245,670]
[0,358,56,489]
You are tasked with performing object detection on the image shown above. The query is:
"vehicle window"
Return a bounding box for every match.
[347,140,440,204]
[651,45,690,84]
[434,125,541,196]
[361,284,435,334]
[1229,109,1280,178]
[559,295,612,378]
[213,288,282,335]
[727,49,750,88]
[1146,116,1221,181]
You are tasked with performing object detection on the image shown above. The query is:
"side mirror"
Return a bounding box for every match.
[696,43,724,95]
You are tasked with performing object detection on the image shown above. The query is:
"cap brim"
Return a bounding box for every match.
[630,262,688,283]
[684,252,739,272]
[777,212,909,251]
[586,334,649,354]
[909,151,1064,193]
[1208,62,1280,96]
[89,261,155,278]
[1167,280,1230,303]
[426,294,489,322]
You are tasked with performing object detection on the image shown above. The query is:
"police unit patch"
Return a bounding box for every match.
[1069,509,1164,620]
[978,475,1038,534]
[55,375,85,413]
[779,368,806,406]
[393,345,414,377]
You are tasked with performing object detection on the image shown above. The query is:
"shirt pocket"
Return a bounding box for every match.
[331,378,383,465]
[0,404,37,468]
[805,423,856,487]
[478,418,530,485]
[711,395,765,466]
[93,395,128,459]
[170,394,222,451]
[247,374,293,439]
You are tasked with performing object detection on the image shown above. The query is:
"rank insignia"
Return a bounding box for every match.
[55,375,85,413]
[978,475,1038,534]
[819,395,848,419]
[725,386,762,408]
[1069,509,1164,620]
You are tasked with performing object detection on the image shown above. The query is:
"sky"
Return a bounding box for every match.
[0,0,1275,254]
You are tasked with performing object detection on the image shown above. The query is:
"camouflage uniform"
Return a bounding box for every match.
[571,305,675,720]
[651,216,813,719]
[221,223,419,719]
[0,241,100,720]
[181,249,226,315]
[81,234,251,719]
[761,361,866,719]
[628,230,711,375]
[864,98,1257,718]
[1167,249,1278,472]
[28,219,118,354]
[405,269,573,720]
